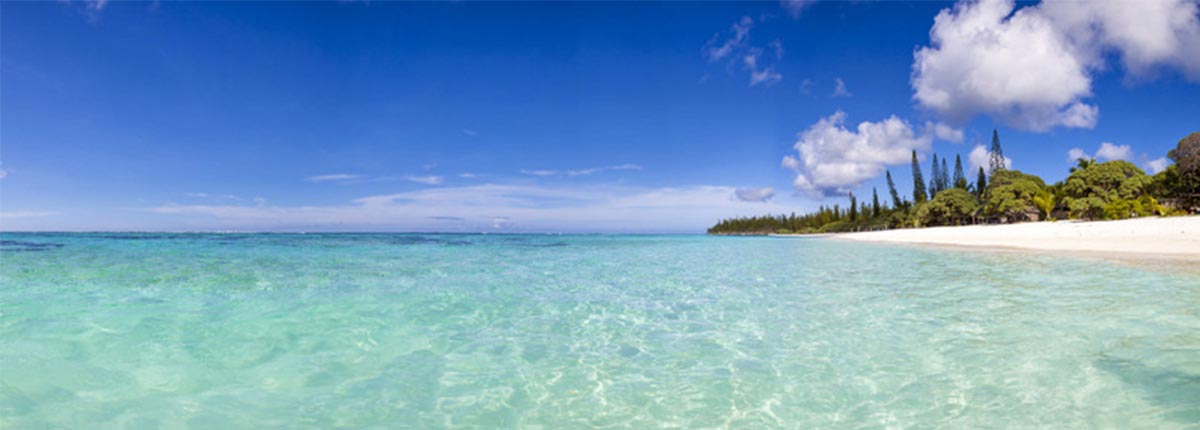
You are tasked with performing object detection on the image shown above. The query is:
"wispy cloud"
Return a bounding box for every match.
[0,211,59,219]
[522,164,643,178]
[461,129,478,137]
[831,78,852,97]
[781,0,817,19]
[566,164,642,177]
[405,175,444,185]
[145,184,795,233]
[703,16,784,87]
[306,173,364,183]
[458,172,480,179]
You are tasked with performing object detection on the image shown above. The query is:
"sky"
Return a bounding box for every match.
[2,0,1199,232]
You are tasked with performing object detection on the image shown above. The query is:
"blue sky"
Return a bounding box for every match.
[2,0,1199,232]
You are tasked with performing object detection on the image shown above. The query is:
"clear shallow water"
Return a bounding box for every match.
[1,233,1197,429]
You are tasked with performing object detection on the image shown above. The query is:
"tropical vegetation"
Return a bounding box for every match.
[708,130,1199,235]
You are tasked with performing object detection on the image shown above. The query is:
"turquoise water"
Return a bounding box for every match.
[1,233,1197,429]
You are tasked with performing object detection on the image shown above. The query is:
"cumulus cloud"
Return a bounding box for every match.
[0,168,7,180]
[967,144,1011,174]
[1066,142,1133,163]
[782,111,932,196]
[1094,142,1132,161]
[734,187,776,203]
[704,16,784,86]
[1067,147,1090,162]
[831,78,852,97]
[925,122,964,143]
[1145,157,1171,174]
[912,0,1200,132]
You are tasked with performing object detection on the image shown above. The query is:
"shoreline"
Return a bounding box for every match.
[826,216,1200,260]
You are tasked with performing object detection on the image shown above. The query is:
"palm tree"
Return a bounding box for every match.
[1069,158,1095,173]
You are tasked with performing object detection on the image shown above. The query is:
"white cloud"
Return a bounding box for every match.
[144,184,800,233]
[522,164,642,177]
[0,211,59,219]
[1067,147,1090,162]
[0,168,7,180]
[705,16,754,62]
[734,187,776,203]
[925,122,964,143]
[781,0,818,19]
[800,78,814,95]
[461,129,478,137]
[405,175,444,185]
[566,163,642,177]
[87,0,109,11]
[1146,157,1171,174]
[831,78,852,97]
[912,0,1095,131]
[1067,142,1133,163]
[782,111,932,196]
[968,144,1011,174]
[912,0,1200,132]
[458,172,479,179]
[704,17,784,86]
[306,173,363,183]
[1094,142,1132,161]
[520,169,558,177]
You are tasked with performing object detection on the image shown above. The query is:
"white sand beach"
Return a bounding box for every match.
[836,216,1200,259]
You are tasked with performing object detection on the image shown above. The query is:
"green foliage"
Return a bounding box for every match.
[1032,189,1056,221]
[983,169,1045,220]
[915,189,979,226]
[1168,131,1200,211]
[1061,160,1152,219]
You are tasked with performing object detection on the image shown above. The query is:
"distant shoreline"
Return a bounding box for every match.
[822,216,1200,260]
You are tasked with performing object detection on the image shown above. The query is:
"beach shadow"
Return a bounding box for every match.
[1094,355,1200,424]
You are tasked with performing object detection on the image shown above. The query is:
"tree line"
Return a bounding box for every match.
[709,131,1200,235]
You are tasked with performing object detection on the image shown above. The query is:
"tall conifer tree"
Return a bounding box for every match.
[886,171,903,208]
[911,150,927,203]
[975,166,987,199]
[989,129,1006,174]
[930,154,941,196]
[953,155,967,189]
[872,187,881,217]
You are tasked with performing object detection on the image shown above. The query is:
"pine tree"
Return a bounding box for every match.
[975,166,987,199]
[930,153,941,196]
[872,187,881,217]
[911,150,927,203]
[989,129,1006,174]
[953,155,967,189]
[940,157,950,192]
[848,192,858,221]
[886,170,903,208]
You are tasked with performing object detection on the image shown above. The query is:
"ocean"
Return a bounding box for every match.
[1,233,1197,428]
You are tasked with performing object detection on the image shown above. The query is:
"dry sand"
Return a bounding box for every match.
[835,216,1200,259]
